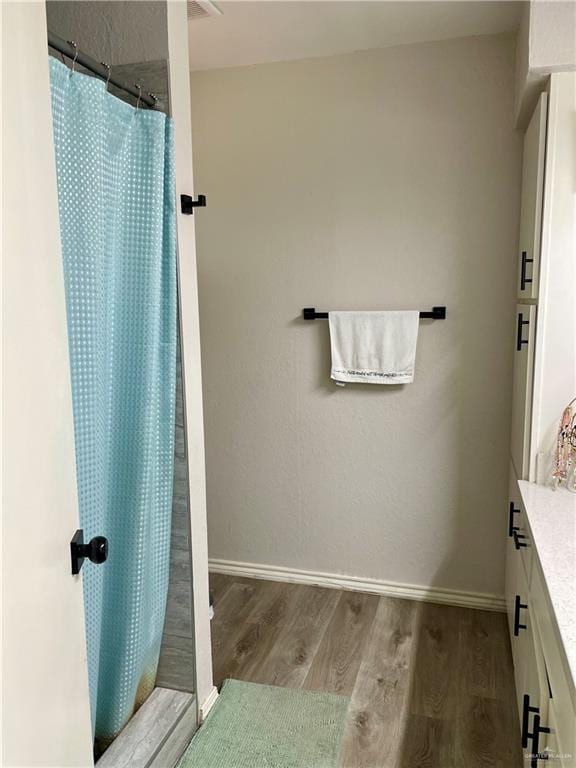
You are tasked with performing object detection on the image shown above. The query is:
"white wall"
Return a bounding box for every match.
[529,0,576,71]
[514,0,576,127]
[191,34,522,599]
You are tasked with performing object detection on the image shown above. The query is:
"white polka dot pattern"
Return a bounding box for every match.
[49,58,177,748]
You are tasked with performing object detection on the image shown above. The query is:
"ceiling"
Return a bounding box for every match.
[187,1,522,71]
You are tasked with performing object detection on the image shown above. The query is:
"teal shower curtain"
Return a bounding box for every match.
[49,58,177,748]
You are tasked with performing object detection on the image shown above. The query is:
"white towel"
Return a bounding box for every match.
[328,311,419,385]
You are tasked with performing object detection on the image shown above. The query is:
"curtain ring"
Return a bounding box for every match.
[148,92,158,107]
[101,62,111,88]
[135,83,142,110]
[68,40,78,73]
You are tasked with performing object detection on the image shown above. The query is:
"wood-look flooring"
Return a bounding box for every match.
[209,573,522,768]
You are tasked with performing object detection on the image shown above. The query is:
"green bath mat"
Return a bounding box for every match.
[178,679,349,768]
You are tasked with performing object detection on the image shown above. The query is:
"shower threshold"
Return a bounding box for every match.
[97,687,196,768]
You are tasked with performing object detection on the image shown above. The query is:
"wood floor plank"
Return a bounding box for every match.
[214,580,300,684]
[303,591,379,696]
[229,582,310,683]
[454,695,523,768]
[210,579,263,685]
[459,609,517,701]
[208,578,522,767]
[490,612,518,708]
[247,585,340,688]
[408,601,465,721]
[397,714,454,768]
[339,597,416,768]
[208,572,234,604]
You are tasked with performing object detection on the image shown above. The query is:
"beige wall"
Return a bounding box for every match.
[191,34,522,598]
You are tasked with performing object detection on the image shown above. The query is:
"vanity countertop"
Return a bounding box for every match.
[518,480,576,691]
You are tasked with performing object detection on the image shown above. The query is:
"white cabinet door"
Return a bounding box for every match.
[506,467,522,640]
[517,94,547,300]
[2,2,93,765]
[522,617,550,766]
[507,539,530,719]
[511,304,537,479]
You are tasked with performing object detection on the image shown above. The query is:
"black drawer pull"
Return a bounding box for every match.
[508,501,521,537]
[529,713,551,767]
[522,694,540,748]
[516,312,530,351]
[514,595,528,636]
[514,530,528,550]
[520,251,533,291]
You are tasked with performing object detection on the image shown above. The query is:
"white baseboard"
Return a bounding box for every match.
[209,558,506,613]
[199,685,218,723]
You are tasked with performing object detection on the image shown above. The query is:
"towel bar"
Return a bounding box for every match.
[302,306,446,320]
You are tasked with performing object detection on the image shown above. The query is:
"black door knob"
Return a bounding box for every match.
[71,529,109,575]
[87,535,108,565]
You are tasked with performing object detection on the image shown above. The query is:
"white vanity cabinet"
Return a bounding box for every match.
[505,73,576,767]
[505,473,576,767]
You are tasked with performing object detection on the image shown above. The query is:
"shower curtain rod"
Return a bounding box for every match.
[48,31,158,108]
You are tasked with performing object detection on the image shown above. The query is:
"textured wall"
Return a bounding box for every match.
[529,0,576,71]
[514,0,576,127]
[191,34,522,598]
[46,1,168,65]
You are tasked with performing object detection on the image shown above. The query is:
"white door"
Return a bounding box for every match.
[2,3,94,766]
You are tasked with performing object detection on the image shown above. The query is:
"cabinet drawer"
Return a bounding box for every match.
[506,533,531,719]
[546,698,576,767]
[530,558,576,765]
[517,93,547,301]
[522,614,552,765]
[508,464,533,584]
[511,304,537,480]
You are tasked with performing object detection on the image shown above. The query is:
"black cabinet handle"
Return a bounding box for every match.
[508,501,521,537]
[71,529,108,575]
[521,693,551,764]
[520,251,533,291]
[514,530,528,550]
[514,594,528,636]
[522,694,540,748]
[516,312,530,351]
[530,713,551,768]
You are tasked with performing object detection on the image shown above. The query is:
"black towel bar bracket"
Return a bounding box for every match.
[302,306,446,321]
